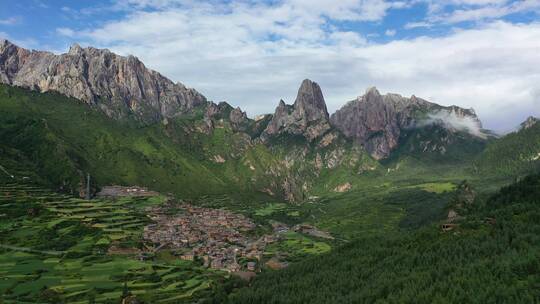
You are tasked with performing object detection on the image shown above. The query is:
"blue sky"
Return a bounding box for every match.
[1,0,540,131]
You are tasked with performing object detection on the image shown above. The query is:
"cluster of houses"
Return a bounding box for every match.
[141,202,334,274]
[143,204,271,272]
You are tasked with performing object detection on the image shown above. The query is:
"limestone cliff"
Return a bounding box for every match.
[0,39,206,122]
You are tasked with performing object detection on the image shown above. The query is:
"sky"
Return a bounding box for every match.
[1,0,540,132]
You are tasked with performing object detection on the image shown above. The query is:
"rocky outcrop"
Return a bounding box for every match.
[331,87,416,159]
[0,39,206,122]
[334,182,352,193]
[331,87,482,159]
[262,79,331,142]
[229,107,249,131]
[520,116,539,130]
[203,101,250,133]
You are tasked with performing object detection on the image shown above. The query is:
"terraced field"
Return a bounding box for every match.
[0,180,223,303]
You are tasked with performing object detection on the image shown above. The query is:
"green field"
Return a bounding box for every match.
[254,203,288,217]
[0,180,225,303]
[265,232,331,260]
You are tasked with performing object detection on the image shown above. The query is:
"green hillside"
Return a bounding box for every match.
[0,84,380,202]
[218,174,540,304]
[476,121,540,177]
[0,84,314,202]
[0,84,236,198]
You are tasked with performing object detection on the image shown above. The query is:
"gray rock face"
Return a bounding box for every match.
[0,40,206,121]
[520,116,539,130]
[331,87,481,159]
[229,107,249,130]
[262,79,331,141]
[204,101,249,132]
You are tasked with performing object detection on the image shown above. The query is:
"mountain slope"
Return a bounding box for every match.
[0,39,206,122]
[331,87,484,159]
[0,40,498,203]
[0,84,231,197]
[476,116,540,177]
[0,84,379,202]
[218,173,540,303]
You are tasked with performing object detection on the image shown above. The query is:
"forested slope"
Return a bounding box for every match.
[476,121,540,177]
[214,174,540,304]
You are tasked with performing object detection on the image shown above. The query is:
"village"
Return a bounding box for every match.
[142,202,333,273]
[143,203,271,273]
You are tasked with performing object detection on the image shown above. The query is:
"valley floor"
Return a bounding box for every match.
[1,156,537,304]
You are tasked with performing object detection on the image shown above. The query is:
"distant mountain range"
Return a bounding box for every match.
[0,40,486,157]
[0,39,538,201]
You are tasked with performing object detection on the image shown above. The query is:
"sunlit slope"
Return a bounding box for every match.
[0,84,239,198]
[222,173,540,303]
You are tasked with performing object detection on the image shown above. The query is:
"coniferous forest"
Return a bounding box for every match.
[209,175,540,303]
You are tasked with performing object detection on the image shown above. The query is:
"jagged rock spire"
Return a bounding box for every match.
[68,43,83,55]
[294,79,329,122]
[262,79,331,141]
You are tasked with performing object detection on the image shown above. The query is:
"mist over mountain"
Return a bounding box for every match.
[417,108,486,139]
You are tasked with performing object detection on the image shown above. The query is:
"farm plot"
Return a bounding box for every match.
[0,181,222,303]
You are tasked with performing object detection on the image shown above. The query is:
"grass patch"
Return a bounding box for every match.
[254,203,287,217]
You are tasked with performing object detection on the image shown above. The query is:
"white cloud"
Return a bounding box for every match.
[0,17,20,25]
[418,109,487,138]
[385,29,397,36]
[404,21,432,29]
[54,1,540,132]
[423,0,540,24]
[56,27,75,37]
[116,0,401,22]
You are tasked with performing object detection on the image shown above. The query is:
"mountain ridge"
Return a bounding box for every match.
[0,39,207,122]
[0,40,488,162]
[331,87,483,159]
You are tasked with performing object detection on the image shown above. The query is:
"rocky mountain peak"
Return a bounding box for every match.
[520,116,539,130]
[0,39,20,55]
[229,106,249,126]
[0,40,207,122]
[294,79,328,120]
[331,87,484,159]
[262,79,331,142]
[365,86,381,98]
[68,43,84,55]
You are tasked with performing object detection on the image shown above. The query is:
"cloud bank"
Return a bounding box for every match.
[419,110,488,139]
